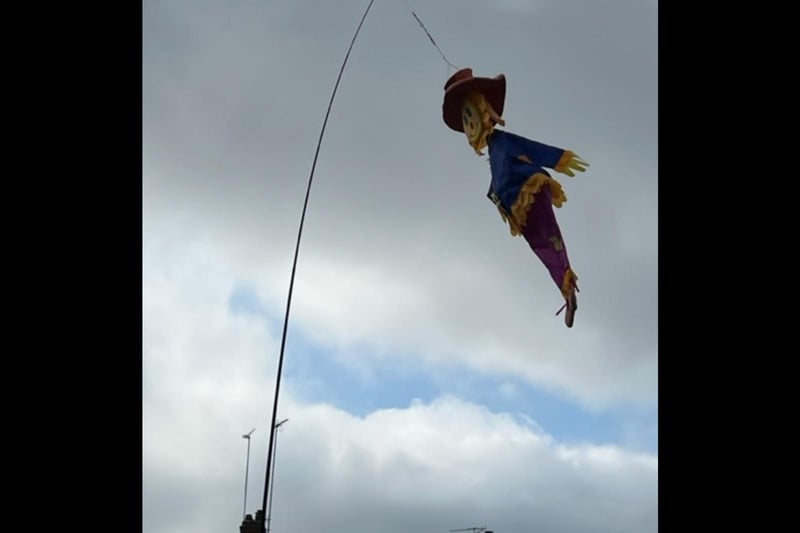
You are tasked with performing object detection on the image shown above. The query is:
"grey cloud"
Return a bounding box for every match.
[144,0,657,524]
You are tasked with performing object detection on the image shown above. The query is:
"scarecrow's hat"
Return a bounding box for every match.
[442,68,506,132]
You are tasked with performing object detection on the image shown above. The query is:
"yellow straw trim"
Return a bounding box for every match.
[499,172,567,236]
[465,91,505,155]
[560,268,578,300]
[554,151,575,174]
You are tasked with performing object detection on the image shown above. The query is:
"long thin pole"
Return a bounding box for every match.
[242,428,255,520]
[266,419,288,533]
[243,437,251,519]
[258,2,377,532]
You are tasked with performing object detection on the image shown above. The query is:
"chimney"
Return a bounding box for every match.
[239,510,265,533]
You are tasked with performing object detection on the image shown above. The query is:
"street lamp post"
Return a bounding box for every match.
[266,418,288,533]
[242,428,256,520]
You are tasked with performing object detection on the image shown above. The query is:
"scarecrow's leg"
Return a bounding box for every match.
[519,185,579,326]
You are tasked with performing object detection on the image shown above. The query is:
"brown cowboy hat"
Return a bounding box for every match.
[442,68,506,132]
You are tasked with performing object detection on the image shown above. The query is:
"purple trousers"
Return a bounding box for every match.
[519,185,575,297]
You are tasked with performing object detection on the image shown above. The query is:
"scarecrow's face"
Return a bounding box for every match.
[461,98,484,145]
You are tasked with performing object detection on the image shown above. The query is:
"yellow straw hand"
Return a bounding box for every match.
[562,154,589,176]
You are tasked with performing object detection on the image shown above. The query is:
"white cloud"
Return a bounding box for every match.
[143,238,656,533]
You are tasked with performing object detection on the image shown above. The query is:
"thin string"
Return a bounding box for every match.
[405,2,458,72]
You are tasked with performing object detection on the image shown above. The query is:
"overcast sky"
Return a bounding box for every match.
[143,1,658,532]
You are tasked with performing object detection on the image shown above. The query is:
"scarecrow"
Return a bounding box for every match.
[442,68,589,327]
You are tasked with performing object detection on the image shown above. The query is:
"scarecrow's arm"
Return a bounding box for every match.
[504,131,589,177]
